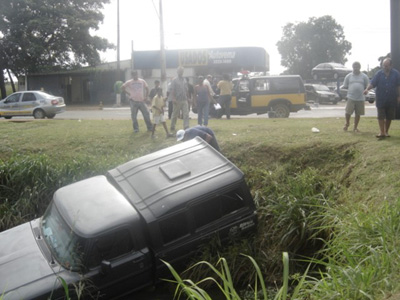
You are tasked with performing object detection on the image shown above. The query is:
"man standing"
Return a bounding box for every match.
[217,74,233,119]
[364,58,400,138]
[122,70,153,133]
[341,62,369,132]
[204,75,215,97]
[170,67,189,131]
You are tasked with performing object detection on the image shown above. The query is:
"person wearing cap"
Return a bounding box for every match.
[176,126,220,152]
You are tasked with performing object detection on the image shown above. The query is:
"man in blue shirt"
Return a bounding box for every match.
[365,58,400,138]
[176,126,220,152]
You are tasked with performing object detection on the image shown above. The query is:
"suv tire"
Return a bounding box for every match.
[270,103,290,118]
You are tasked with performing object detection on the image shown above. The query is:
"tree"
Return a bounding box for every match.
[0,0,114,98]
[276,15,352,79]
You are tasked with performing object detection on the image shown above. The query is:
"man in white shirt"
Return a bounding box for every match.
[204,75,215,97]
[122,70,153,133]
[341,62,369,132]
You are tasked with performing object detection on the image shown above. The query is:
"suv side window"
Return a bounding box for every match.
[272,78,301,93]
[88,229,134,268]
[239,80,250,92]
[192,188,246,229]
[159,211,189,244]
[254,79,270,91]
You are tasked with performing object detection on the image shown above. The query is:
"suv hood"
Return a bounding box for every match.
[0,220,64,299]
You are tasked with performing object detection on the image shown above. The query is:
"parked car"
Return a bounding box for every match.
[0,137,257,300]
[0,91,65,119]
[227,75,309,118]
[337,87,376,103]
[365,89,376,103]
[311,63,352,80]
[305,84,339,104]
[334,87,347,101]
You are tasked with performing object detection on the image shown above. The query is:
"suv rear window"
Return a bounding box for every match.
[192,188,245,229]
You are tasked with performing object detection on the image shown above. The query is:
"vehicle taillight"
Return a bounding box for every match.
[51,100,59,105]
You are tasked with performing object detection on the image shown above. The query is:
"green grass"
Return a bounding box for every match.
[1,116,400,299]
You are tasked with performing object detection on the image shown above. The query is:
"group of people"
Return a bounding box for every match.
[342,57,400,138]
[121,67,221,151]
[121,59,400,148]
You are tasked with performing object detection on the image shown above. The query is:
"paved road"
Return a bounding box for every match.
[55,101,376,120]
[1,101,377,121]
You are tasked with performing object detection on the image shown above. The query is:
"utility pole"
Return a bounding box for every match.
[114,0,122,107]
[159,0,167,93]
[391,0,400,118]
[391,0,400,71]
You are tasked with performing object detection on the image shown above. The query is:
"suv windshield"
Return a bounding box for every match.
[41,202,85,271]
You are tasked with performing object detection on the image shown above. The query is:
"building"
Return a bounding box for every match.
[20,47,269,105]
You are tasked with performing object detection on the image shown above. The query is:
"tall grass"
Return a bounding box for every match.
[299,199,400,299]
[0,153,112,231]
[163,252,309,300]
[2,118,400,298]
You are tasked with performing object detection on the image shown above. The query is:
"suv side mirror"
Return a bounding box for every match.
[101,260,112,275]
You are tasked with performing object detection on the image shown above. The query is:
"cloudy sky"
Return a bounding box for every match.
[96,0,391,74]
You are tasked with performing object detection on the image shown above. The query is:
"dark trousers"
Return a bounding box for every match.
[168,101,173,119]
[219,95,232,119]
[129,101,152,131]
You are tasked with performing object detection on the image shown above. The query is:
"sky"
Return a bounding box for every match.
[95,0,391,75]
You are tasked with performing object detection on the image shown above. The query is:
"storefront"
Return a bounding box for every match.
[22,47,269,105]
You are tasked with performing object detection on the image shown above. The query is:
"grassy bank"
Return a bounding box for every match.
[1,116,400,299]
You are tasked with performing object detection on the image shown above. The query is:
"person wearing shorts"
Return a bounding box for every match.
[365,58,400,138]
[151,88,173,139]
[341,61,369,133]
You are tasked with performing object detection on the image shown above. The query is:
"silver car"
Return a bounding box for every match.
[305,84,338,104]
[311,63,352,80]
[338,87,375,103]
[0,91,66,119]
